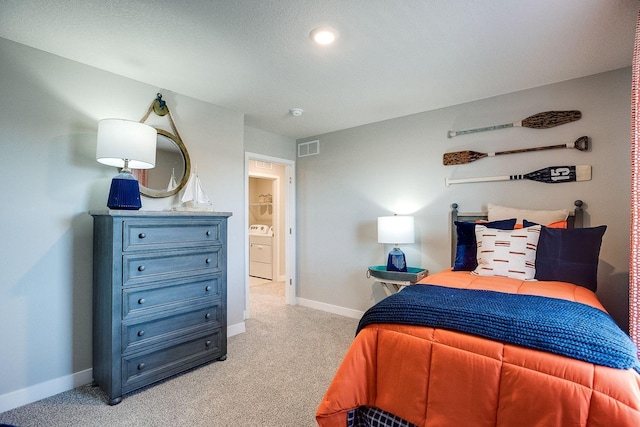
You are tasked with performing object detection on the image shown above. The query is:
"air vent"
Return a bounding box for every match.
[298,140,319,157]
[255,161,272,169]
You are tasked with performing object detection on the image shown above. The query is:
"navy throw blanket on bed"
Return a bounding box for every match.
[357,284,640,373]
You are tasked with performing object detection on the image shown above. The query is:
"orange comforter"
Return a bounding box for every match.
[316,270,640,426]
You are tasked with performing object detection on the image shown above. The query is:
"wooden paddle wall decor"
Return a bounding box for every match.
[445,165,592,186]
[447,110,581,138]
[443,136,589,165]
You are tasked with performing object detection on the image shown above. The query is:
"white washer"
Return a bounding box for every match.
[249,224,274,279]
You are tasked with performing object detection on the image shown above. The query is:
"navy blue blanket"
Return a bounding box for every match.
[358,284,640,373]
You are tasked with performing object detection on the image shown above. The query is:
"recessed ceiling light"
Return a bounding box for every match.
[310,27,337,45]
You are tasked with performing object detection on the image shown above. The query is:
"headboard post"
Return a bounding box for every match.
[573,199,584,228]
[451,203,459,265]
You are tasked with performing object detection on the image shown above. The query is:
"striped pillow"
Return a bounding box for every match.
[472,225,542,280]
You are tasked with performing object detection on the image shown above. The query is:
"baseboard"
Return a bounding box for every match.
[296,297,364,319]
[0,368,93,414]
[0,323,247,414]
[227,321,246,337]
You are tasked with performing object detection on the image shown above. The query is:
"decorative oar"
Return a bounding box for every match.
[443,136,589,166]
[447,110,582,138]
[445,165,591,186]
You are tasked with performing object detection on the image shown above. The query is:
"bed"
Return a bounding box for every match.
[316,201,640,427]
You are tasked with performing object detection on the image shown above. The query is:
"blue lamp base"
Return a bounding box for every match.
[107,171,142,210]
[386,247,408,272]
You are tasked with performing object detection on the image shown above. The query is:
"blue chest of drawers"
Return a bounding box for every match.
[90,211,232,405]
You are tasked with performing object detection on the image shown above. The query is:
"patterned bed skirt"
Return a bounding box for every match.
[348,406,416,427]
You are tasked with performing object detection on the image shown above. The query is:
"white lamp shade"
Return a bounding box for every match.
[96,119,157,169]
[378,215,415,244]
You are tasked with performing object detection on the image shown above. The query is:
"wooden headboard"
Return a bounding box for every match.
[450,200,584,266]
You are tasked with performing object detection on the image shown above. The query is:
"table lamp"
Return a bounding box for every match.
[378,215,415,272]
[96,119,157,210]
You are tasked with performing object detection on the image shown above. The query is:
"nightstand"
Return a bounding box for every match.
[377,278,413,296]
[367,266,428,296]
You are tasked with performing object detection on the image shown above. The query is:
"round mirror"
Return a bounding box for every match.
[132,129,191,198]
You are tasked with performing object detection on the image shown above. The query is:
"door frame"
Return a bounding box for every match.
[244,152,296,318]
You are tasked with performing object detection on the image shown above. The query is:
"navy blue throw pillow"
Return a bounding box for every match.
[453,218,517,271]
[524,221,606,292]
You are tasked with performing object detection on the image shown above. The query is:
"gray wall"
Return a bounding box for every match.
[0,37,250,407]
[244,126,296,161]
[296,68,632,330]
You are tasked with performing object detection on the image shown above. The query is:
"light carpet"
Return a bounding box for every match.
[0,280,359,426]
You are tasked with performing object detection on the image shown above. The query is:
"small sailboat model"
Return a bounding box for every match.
[175,166,213,211]
[167,168,177,191]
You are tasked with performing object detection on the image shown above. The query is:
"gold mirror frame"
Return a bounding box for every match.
[137,128,191,198]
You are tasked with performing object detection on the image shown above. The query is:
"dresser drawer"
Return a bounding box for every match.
[123,219,222,251]
[123,275,221,319]
[122,304,223,354]
[122,330,223,393]
[123,248,221,286]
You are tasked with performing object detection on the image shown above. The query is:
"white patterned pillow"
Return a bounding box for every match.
[472,225,542,280]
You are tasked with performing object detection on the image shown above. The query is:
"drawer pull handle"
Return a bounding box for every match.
[205,286,212,292]
[138,265,145,272]
[138,363,146,370]
[138,233,146,239]
[205,340,211,347]
[206,230,211,236]
[137,330,145,337]
[138,298,145,304]
[205,258,211,264]
[205,313,211,319]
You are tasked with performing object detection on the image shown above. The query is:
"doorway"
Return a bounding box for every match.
[248,176,276,281]
[244,153,296,320]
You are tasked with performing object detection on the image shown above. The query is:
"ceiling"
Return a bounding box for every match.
[0,1,637,139]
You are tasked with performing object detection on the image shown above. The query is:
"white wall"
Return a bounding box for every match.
[0,38,248,410]
[296,68,632,330]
